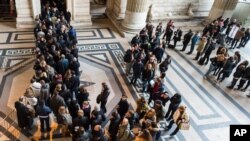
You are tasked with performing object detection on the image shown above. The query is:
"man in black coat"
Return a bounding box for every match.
[15,98,33,130]
[173,28,182,48]
[203,39,216,65]
[153,44,164,63]
[108,112,121,141]
[181,29,193,51]
[131,59,144,85]
[131,34,141,46]
[117,95,129,118]
[72,110,90,133]
[69,57,80,77]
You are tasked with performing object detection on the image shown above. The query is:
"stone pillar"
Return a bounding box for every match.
[15,0,34,28]
[207,0,238,22]
[112,0,127,20]
[122,0,149,32]
[31,0,41,19]
[106,0,114,15]
[67,0,92,26]
[223,0,238,18]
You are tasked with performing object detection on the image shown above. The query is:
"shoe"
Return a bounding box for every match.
[180,49,184,51]
[203,76,207,80]
[167,118,171,121]
[186,52,191,55]
[227,86,233,89]
[193,58,197,60]
[164,126,170,131]
[246,94,250,98]
[170,133,176,136]
[241,88,246,92]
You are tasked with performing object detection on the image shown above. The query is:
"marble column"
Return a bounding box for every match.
[15,0,34,28]
[223,0,238,18]
[122,0,149,31]
[112,0,127,20]
[207,0,238,22]
[106,0,114,15]
[67,0,92,26]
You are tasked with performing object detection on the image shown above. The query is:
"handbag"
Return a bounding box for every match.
[96,94,102,104]
[180,122,190,130]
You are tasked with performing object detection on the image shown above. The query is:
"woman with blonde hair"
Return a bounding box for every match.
[135,129,153,141]
[57,106,72,136]
[194,36,207,60]
[165,105,189,136]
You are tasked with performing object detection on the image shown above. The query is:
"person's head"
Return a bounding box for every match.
[79,85,87,93]
[77,109,84,117]
[179,105,187,113]
[58,106,66,115]
[141,96,146,103]
[111,111,119,119]
[121,95,128,101]
[102,82,108,90]
[160,72,166,79]
[125,110,134,118]
[140,129,152,141]
[242,60,249,66]
[121,118,129,126]
[147,63,153,70]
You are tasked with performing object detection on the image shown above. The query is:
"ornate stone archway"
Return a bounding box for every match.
[15,0,92,28]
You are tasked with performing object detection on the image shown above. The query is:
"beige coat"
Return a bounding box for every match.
[196,40,206,52]
[173,109,189,124]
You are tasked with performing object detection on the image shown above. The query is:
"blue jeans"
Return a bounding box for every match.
[204,64,216,77]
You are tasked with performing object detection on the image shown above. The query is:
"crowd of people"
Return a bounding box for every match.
[13,1,250,141]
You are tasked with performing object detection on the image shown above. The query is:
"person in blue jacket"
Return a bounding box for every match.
[36,100,52,132]
[187,32,200,55]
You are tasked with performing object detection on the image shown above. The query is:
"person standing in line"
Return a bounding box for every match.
[229,27,245,49]
[165,105,189,136]
[99,82,110,113]
[36,100,52,132]
[173,27,183,48]
[227,61,249,89]
[187,32,200,55]
[165,93,182,121]
[117,95,129,118]
[131,59,144,85]
[181,29,193,52]
[194,37,207,60]
[203,39,217,65]
[108,112,121,141]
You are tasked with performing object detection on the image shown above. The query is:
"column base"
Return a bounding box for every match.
[121,11,147,33]
[71,18,92,27]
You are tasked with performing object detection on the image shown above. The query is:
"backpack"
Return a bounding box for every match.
[123,50,131,63]
[127,130,135,140]
[96,94,102,104]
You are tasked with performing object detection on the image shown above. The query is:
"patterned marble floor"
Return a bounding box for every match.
[0,19,250,141]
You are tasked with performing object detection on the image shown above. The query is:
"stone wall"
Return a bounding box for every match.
[149,0,214,21]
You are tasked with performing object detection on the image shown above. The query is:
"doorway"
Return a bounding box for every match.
[0,0,16,20]
[90,0,107,19]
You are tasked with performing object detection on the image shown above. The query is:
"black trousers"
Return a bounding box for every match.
[165,105,178,120]
[195,52,201,60]
[167,119,180,135]
[101,101,107,113]
[40,117,50,132]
